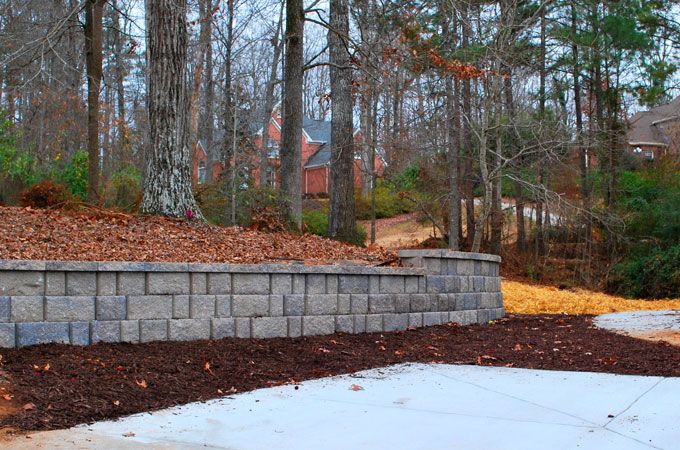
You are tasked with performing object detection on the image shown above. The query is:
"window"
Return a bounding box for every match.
[266,167,276,187]
[267,138,280,158]
[643,150,654,160]
[197,161,206,183]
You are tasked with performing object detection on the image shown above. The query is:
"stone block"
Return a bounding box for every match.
[365,314,383,333]
[426,276,447,293]
[350,294,368,314]
[338,275,369,294]
[45,272,66,296]
[66,272,96,295]
[326,275,338,294]
[471,276,485,293]
[450,293,465,311]
[117,273,145,295]
[127,295,172,319]
[207,273,231,294]
[97,273,117,296]
[436,294,450,311]
[423,312,442,327]
[96,296,126,320]
[169,318,211,341]
[283,294,304,316]
[252,317,288,338]
[0,323,15,347]
[17,322,69,347]
[354,315,366,334]
[337,294,351,314]
[302,315,335,336]
[380,276,404,294]
[456,260,475,276]
[292,274,305,294]
[45,296,95,322]
[173,295,190,318]
[487,277,501,292]
[463,293,479,310]
[269,295,283,316]
[440,312,450,323]
[121,320,140,343]
[474,261,483,276]
[448,310,466,325]
[368,294,394,313]
[216,295,231,317]
[0,271,44,296]
[418,276,427,293]
[0,296,8,322]
[190,295,216,318]
[271,274,292,294]
[369,276,380,294]
[383,313,409,332]
[306,274,326,294]
[423,258,441,274]
[233,273,269,295]
[306,294,338,315]
[409,294,430,313]
[395,294,410,313]
[69,322,90,346]
[405,277,419,294]
[287,317,302,337]
[92,321,121,343]
[191,273,207,294]
[477,308,491,324]
[10,296,43,322]
[408,313,423,328]
[335,315,354,333]
[480,293,496,309]
[147,272,190,295]
[234,318,251,338]
[211,318,235,339]
[140,319,167,343]
[232,295,269,317]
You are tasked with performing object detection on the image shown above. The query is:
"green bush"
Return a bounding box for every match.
[104,166,141,211]
[58,150,88,200]
[611,245,680,298]
[355,181,413,220]
[303,208,367,246]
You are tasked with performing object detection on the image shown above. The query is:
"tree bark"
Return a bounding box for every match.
[280,0,304,228]
[84,0,104,203]
[327,0,357,242]
[141,0,202,219]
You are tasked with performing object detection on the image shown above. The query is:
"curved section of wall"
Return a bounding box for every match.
[0,250,503,347]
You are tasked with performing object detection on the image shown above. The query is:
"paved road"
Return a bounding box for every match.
[7,364,679,450]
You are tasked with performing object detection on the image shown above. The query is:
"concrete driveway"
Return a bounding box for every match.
[6,364,679,450]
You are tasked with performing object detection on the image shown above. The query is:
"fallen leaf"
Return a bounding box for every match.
[350,384,364,391]
[135,379,147,389]
[23,403,35,411]
[122,432,136,438]
[113,400,120,406]
[2,394,13,401]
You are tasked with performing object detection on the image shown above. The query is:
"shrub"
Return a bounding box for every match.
[303,208,367,246]
[610,245,680,299]
[104,166,141,211]
[58,150,88,200]
[19,180,68,208]
[355,181,413,220]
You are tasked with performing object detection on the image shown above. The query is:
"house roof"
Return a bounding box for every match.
[628,96,680,147]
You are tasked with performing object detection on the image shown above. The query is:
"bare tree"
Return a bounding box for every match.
[84,0,104,203]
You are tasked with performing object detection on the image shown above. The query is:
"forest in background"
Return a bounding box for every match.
[1,0,680,298]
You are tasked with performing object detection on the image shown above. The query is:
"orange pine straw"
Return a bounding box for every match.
[502,280,680,315]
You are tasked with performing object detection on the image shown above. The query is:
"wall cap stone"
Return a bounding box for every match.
[398,250,501,263]
[0,260,425,275]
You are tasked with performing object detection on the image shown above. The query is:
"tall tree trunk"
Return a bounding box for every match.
[84,0,104,203]
[111,0,128,167]
[221,0,235,223]
[443,1,460,250]
[534,12,547,259]
[280,0,304,228]
[461,4,475,247]
[327,0,357,242]
[141,0,202,219]
[259,3,284,187]
[189,0,211,175]
[202,0,215,182]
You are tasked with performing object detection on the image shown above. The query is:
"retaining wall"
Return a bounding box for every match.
[0,250,503,347]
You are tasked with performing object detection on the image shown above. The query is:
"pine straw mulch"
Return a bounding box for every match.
[1,314,679,433]
[502,279,680,315]
[0,206,395,265]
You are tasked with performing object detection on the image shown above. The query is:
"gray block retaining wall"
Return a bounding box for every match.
[0,250,503,347]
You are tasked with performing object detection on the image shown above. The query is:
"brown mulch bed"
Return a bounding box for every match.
[0,206,394,265]
[1,314,679,433]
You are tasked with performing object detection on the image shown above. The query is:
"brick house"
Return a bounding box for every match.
[194,107,382,195]
[627,96,680,160]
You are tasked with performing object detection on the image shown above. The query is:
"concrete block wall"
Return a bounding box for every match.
[0,250,503,347]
